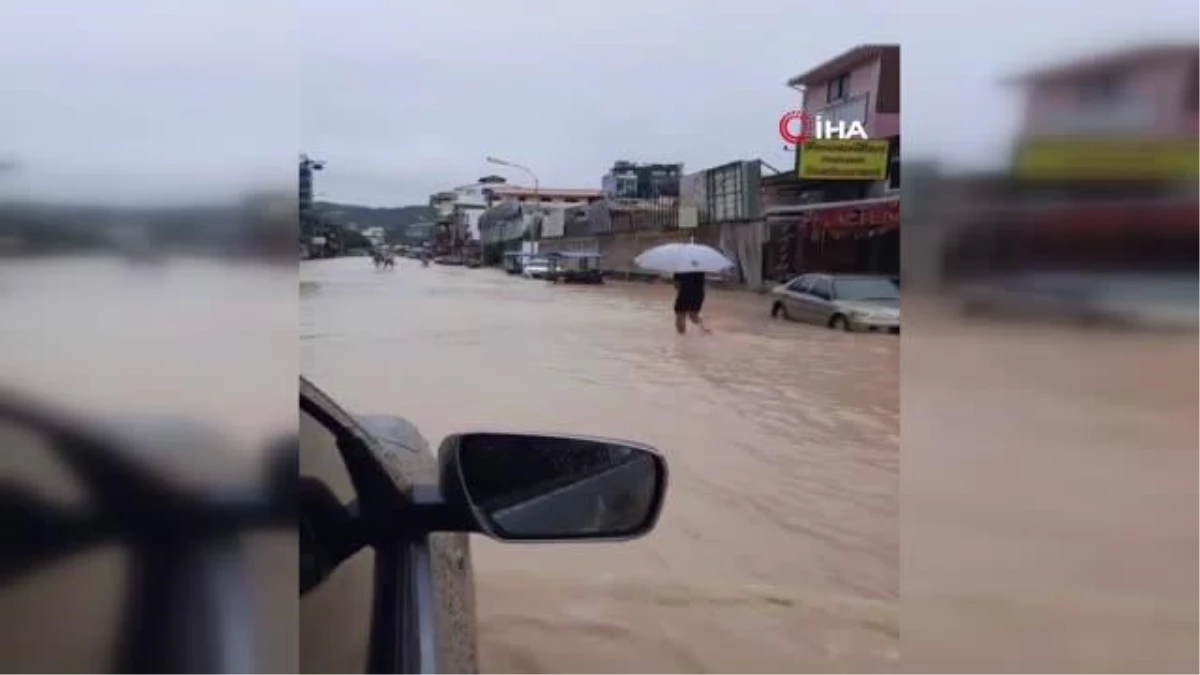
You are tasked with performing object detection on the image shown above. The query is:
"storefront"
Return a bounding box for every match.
[764,197,899,280]
[941,197,1198,281]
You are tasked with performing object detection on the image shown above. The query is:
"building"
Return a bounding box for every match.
[429,186,488,256]
[601,161,683,200]
[786,44,900,199]
[1006,42,1198,183]
[483,185,604,209]
[476,185,604,261]
[761,45,902,280]
[404,221,435,246]
[937,42,1199,285]
[298,155,324,227]
[439,183,496,240]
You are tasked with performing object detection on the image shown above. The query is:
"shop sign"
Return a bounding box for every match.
[797,140,891,180]
[1014,138,1199,181]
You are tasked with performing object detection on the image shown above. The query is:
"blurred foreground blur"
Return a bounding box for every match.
[0,245,298,672]
[0,89,298,675]
[902,38,1197,672]
[0,0,298,667]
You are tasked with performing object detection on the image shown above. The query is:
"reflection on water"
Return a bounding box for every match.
[302,258,899,672]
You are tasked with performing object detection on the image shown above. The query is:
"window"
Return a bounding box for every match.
[827,73,851,102]
[1077,71,1125,104]
[810,277,832,299]
[300,408,374,673]
[787,274,810,292]
[832,277,899,302]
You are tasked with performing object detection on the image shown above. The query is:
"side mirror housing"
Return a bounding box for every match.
[437,433,668,542]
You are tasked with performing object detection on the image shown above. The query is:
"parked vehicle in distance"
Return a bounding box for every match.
[522,257,551,279]
[957,271,1198,331]
[544,251,605,284]
[770,273,900,333]
[300,376,668,673]
[463,241,483,268]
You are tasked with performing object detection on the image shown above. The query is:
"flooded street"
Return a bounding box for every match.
[301,257,899,673]
[902,300,1198,673]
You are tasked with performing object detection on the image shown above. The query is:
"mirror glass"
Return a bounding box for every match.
[454,434,664,540]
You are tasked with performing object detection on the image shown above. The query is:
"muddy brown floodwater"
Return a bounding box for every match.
[301,257,899,673]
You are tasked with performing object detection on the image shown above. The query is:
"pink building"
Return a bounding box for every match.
[1008,43,1198,141]
[786,44,900,192]
[786,44,900,143]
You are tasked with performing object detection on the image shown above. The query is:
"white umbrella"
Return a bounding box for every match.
[634,242,735,274]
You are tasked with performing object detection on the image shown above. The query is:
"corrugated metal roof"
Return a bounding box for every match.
[489,186,604,198]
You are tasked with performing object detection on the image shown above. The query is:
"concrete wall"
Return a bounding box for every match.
[541,228,720,276]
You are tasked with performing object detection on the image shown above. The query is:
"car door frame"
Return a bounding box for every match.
[300,376,442,674]
[781,274,812,319]
[807,275,837,325]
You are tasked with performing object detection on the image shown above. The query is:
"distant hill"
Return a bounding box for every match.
[313,201,434,238]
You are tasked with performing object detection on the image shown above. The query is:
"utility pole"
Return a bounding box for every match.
[299,154,329,256]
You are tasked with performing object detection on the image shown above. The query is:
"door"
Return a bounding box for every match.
[807,276,837,324]
[299,378,472,674]
[787,276,825,324]
[781,275,811,319]
[300,405,377,674]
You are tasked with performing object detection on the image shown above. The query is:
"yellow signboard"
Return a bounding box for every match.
[797,139,890,180]
[1014,139,1199,181]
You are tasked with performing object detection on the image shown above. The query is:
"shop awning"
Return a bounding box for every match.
[766,196,899,237]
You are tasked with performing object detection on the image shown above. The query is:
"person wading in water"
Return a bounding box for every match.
[673,271,711,335]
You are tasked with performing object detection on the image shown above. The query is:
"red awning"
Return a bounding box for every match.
[811,199,898,231]
[1013,200,1198,236]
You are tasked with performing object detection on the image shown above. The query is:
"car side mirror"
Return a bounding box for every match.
[437,433,668,542]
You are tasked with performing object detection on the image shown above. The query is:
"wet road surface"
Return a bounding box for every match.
[902,299,1198,673]
[301,257,899,673]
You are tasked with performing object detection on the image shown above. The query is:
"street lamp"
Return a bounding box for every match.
[485,156,538,196]
[486,155,541,249]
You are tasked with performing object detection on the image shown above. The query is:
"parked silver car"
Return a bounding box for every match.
[958,271,1197,331]
[521,257,551,279]
[769,273,900,333]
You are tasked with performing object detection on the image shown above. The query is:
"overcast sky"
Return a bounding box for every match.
[0,0,1195,206]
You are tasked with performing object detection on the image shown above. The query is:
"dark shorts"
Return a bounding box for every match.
[674,291,705,314]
